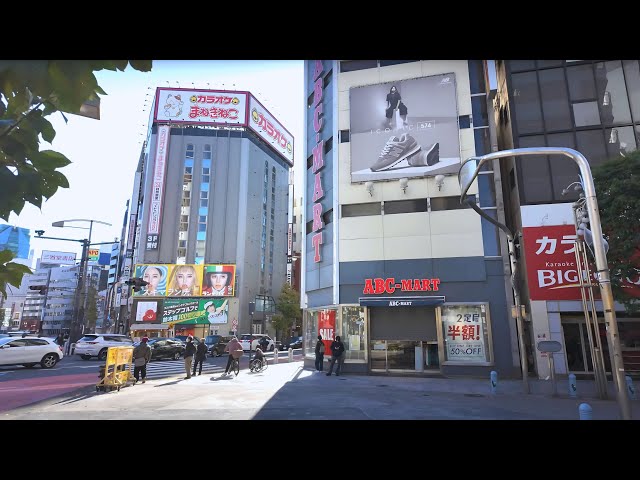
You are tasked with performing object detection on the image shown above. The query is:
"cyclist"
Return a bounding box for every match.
[222,335,243,376]
[251,346,266,371]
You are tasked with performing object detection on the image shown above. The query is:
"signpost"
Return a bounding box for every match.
[537,340,563,397]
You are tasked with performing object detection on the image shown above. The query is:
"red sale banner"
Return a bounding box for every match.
[318,310,336,354]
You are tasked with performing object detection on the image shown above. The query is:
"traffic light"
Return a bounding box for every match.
[29,285,48,294]
[125,277,149,292]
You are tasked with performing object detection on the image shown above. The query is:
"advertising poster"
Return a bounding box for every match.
[133,264,170,297]
[134,300,162,323]
[441,305,488,363]
[154,88,248,126]
[201,264,236,297]
[318,309,336,354]
[248,94,294,165]
[349,73,461,182]
[162,298,205,324]
[201,298,229,324]
[166,264,203,297]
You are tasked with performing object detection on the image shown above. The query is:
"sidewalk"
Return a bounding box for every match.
[2,360,639,420]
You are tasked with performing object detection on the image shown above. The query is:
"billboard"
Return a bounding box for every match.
[133,299,162,323]
[154,88,248,126]
[146,125,170,250]
[40,250,76,265]
[248,94,294,166]
[349,73,461,182]
[132,264,236,298]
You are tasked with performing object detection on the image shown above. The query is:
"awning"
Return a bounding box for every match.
[359,296,446,307]
[130,324,167,331]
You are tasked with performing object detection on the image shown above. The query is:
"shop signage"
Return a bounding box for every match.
[362,277,441,294]
[359,296,446,307]
[310,60,325,263]
[441,304,489,363]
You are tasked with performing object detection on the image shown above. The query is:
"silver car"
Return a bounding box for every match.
[0,336,64,369]
[74,334,133,361]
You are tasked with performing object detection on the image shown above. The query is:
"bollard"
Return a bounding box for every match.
[626,375,636,400]
[568,373,577,398]
[490,370,498,394]
[288,347,293,362]
[578,403,593,420]
[273,348,279,364]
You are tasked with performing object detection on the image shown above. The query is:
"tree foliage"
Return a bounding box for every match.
[0,60,152,299]
[592,151,640,313]
[274,283,301,338]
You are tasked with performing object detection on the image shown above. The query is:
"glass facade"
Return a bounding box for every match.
[177,144,194,264]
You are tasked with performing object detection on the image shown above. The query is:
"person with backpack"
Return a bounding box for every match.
[326,335,345,376]
[183,336,196,379]
[192,337,208,376]
[315,335,325,372]
[132,337,152,384]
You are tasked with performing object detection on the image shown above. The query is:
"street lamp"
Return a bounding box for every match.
[458,146,632,420]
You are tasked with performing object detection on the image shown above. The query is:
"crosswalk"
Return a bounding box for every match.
[128,360,225,380]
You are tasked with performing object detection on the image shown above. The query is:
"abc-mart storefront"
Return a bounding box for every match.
[301,59,520,378]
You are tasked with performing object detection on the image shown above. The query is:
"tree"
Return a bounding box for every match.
[592,151,640,313]
[274,283,301,339]
[0,60,152,299]
[84,286,98,332]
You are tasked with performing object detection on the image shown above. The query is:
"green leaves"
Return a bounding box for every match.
[0,249,32,300]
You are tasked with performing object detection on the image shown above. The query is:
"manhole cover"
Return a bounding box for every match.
[464,393,484,397]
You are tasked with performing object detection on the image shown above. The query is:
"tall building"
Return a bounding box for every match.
[126,87,294,339]
[493,59,640,380]
[301,60,515,377]
[0,224,31,261]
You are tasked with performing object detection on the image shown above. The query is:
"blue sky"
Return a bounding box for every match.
[4,60,305,266]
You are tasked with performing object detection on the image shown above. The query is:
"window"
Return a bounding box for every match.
[459,115,471,129]
[567,64,596,102]
[539,68,572,131]
[340,60,378,73]
[430,196,471,211]
[384,199,428,215]
[341,202,381,217]
[441,304,493,365]
[511,72,544,134]
[471,96,488,127]
[340,130,350,143]
[468,60,486,94]
[595,61,632,126]
[323,69,333,88]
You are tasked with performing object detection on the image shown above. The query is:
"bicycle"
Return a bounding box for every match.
[249,355,268,373]
[224,349,242,376]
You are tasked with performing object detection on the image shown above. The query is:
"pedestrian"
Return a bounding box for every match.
[222,335,243,376]
[55,333,64,347]
[183,335,196,379]
[326,335,345,376]
[132,337,152,384]
[315,335,325,372]
[193,337,208,376]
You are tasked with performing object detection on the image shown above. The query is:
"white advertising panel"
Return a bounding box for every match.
[441,304,490,364]
[248,94,294,165]
[146,125,170,249]
[41,250,76,265]
[154,88,248,126]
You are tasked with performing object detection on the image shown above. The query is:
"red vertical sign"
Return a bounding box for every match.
[318,309,335,354]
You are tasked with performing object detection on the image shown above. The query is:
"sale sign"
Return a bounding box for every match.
[318,309,336,354]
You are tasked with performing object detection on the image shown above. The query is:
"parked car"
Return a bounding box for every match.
[173,335,202,347]
[284,336,303,350]
[136,338,185,361]
[239,333,275,351]
[275,340,285,351]
[203,335,233,357]
[0,336,64,369]
[74,334,133,361]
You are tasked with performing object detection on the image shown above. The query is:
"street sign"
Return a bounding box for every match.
[232,319,238,329]
[536,340,562,353]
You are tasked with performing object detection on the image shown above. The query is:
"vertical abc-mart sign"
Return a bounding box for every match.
[310,60,326,263]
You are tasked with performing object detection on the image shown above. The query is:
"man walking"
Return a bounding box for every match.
[315,335,325,372]
[193,337,208,376]
[183,336,196,379]
[132,337,152,384]
[326,335,345,376]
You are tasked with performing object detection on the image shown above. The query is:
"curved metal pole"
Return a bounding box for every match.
[460,147,632,420]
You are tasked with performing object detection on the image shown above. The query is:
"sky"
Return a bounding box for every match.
[3,60,305,268]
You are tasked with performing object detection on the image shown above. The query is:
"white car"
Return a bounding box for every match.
[0,336,64,369]
[75,334,133,361]
[239,333,275,351]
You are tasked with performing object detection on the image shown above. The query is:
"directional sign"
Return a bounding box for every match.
[536,340,562,353]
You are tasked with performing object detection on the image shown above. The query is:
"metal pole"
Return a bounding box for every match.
[68,239,89,352]
[507,236,530,394]
[459,147,632,420]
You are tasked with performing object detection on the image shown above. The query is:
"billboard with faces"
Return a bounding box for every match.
[133,264,236,298]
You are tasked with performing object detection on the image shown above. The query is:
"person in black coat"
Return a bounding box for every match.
[193,338,208,376]
[183,336,196,379]
[314,335,325,372]
[326,336,345,376]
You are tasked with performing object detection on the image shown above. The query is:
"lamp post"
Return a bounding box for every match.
[459,146,632,420]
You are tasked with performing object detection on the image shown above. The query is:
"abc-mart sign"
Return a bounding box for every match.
[153,88,293,166]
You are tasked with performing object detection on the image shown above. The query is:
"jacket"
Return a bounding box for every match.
[330,339,345,357]
[133,343,152,363]
[195,341,207,360]
[315,340,325,355]
[225,337,242,354]
[184,340,196,358]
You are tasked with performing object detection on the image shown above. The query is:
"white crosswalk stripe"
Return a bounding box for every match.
[129,360,224,380]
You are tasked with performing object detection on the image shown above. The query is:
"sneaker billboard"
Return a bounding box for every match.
[349,73,461,182]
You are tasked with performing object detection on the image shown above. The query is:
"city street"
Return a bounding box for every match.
[2,358,639,420]
[0,349,301,413]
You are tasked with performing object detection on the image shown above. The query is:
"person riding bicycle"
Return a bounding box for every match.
[251,346,265,371]
[223,336,243,376]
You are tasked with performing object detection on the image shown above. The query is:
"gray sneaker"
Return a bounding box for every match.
[371,134,421,171]
[407,142,439,167]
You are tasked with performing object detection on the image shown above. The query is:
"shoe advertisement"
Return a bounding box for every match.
[349,73,461,182]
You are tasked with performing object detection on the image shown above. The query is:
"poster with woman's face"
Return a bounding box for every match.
[201,264,236,297]
[133,264,170,296]
[166,264,203,297]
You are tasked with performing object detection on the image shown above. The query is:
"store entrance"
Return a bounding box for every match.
[369,306,440,374]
